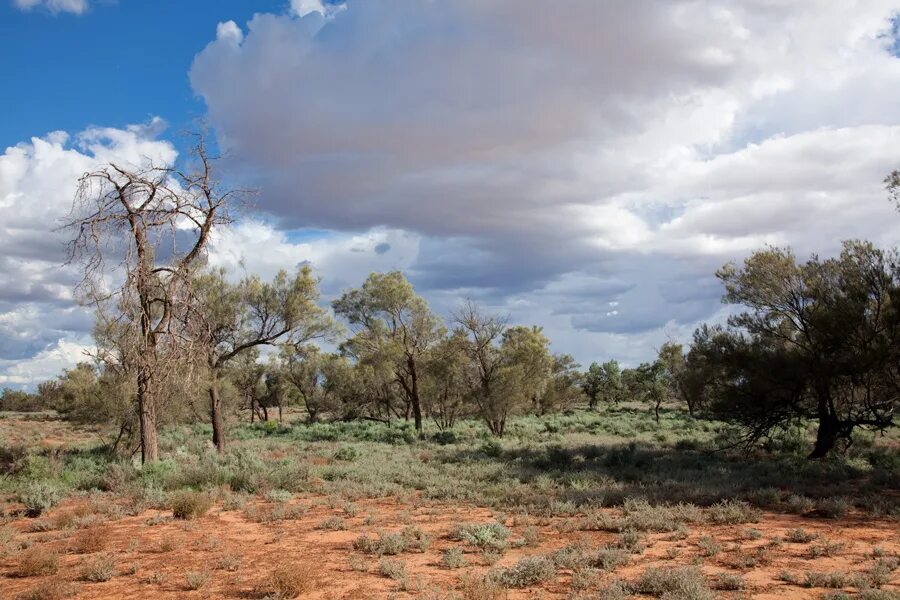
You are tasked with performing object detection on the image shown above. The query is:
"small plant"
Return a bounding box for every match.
[521,525,540,547]
[265,489,293,503]
[184,570,210,590]
[317,516,347,530]
[457,574,505,600]
[489,555,556,587]
[817,497,851,519]
[590,546,630,571]
[13,579,75,600]
[804,571,847,589]
[353,530,408,556]
[216,554,241,572]
[17,546,60,576]
[442,546,467,569]
[713,572,744,591]
[786,494,815,514]
[80,554,116,582]
[170,490,213,520]
[707,499,760,525]
[596,580,631,600]
[379,558,408,580]
[808,539,846,558]
[697,536,721,557]
[778,570,799,585]
[19,482,61,517]
[264,562,321,599]
[635,566,713,599]
[741,527,763,540]
[402,525,432,552]
[333,445,360,461]
[785,528,817,543]
[616,529,645,554]
[449,522,510,553]
[70,527,109,554]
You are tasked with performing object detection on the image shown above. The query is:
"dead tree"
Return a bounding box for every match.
[66,133,243,463]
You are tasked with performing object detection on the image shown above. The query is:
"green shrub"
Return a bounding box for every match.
[184,570,210,590]
[707,499,760,524]
[490,555,556,587]
[449,522,510,552]
[265,489,293,503]
[170,490,213,520]
[785,528,817,543]
[635,566,713,600]
[804,571,847,588]
[80,554,116,582]
[442,547,467,569]
[19,481,62,517]
[817,497,851,519]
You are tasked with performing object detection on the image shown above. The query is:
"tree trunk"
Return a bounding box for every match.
[209,366,225,453]
[809,413,840,459]
[137,367,159,463]
[407,357,424,436]
[249,393,256,423]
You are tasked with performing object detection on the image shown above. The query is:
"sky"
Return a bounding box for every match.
[2,0,900,388]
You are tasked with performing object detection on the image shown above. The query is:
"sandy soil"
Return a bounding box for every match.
[1,494,898,599]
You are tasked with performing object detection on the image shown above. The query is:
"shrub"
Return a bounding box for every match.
[808,539,846,558]
[697,536,721,557]
[80,554,116,582]
[70,527,109,554]
[785,528,817,543]
[858,591,900,600]
[333,445,360,461]
[402,525,432,552]
[786,494,815,514]
[449,522,510,553]
[216,554,242,572]
[817,497,851,519]
[635,566,713,600]
[353,531,408,556]
[17,546,60,576]
[317,516,347,531]
[589,546,630,571]
[379,558,408,580]
[442,546,467,569]
[184,570,210,590]
[19,482,62,517]
[266,562,321,599]
[457,574,505,600]
[707,499,760,524]
[490,555,556,587]
[170,490,213,519]
[713,572,744,591]
[265,489,293,503]
[13,579,75,600]
[616,529,645,554]
[804,571,847,588]
[596,580,631,600]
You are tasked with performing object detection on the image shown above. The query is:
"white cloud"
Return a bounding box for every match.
[13,0,88,15]
[0,121,174,386]
[0,338,94,387]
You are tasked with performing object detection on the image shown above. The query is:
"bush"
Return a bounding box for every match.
[379,558,408,580]
[353,531,408,556]
[804,571,847,588]
[707,499,760,524]
[442,547,467,569]
[13,579,75,600]
[17,546,60,576]
[170,490,213,519]
[70,527,109,554]
[19,481,62,517]
[80,554,116,582]
[490,555,556,587]
[785,528,816,543]
[266,562,320,599]
[265,489,293,503]
[635,566,713,600]
[713,572,743,591]
[817,497,851,519]
[317,516,347,530]
[184,570,210,590]
[449,522,510,553]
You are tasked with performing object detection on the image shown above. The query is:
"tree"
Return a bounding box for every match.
[623,360,669,423]
[536,354,583,414]
[487,325,553,435]
[191,266,332,452]
[689,241,899,458]
[582,360,624,407]
[421,331,470,431]
[333,271,444,436]
[66,135,243,463]
[657,342,698,416]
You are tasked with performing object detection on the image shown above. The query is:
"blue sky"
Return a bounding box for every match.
[2,0,900,387]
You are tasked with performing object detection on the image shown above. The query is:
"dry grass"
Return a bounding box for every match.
[261,562,323,599]
[69,526,109,554]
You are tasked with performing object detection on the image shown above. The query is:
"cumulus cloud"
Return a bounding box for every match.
[13,0,88,15]
[186,0,900,365]
[0,121,175,385]
[0,338,94,387]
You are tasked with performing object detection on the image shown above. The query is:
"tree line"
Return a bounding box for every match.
[2,140,896,462]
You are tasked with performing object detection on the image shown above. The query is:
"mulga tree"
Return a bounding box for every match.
[333,271,444,436]
[191,266,333,452]
[421,330,470,431]
[535,354,583,414]
[66,135,242,463]
[689,241,900,458]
